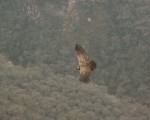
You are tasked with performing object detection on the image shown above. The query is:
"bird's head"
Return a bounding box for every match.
[75,66,80,70]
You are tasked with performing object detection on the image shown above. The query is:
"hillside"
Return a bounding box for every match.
[0,54,150,120]
[0,0,150,119]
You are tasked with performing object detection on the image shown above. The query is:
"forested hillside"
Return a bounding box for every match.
[0,0,150,119]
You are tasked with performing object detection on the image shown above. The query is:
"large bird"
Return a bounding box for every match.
[75,44,96,83]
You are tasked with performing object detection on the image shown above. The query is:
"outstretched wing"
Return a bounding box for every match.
[75,44,90,65]
[79,65,91,83]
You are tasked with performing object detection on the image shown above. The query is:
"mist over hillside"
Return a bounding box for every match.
[0,0,150,119]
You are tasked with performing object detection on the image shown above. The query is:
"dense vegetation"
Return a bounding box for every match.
[0,0,150,119]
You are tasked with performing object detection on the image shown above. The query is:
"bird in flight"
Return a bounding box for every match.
[75,44,96,83]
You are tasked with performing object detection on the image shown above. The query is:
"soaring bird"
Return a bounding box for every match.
[75,44,96,83]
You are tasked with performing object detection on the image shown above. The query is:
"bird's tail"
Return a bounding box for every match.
[90,60,96,71]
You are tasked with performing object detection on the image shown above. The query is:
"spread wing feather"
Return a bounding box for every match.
[79,65,91,83]
[75,44,90,65]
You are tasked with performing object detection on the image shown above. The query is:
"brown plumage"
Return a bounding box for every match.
[75,44,96,83]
